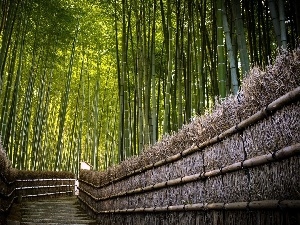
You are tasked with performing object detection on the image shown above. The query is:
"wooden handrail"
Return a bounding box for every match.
[0,175,75,214]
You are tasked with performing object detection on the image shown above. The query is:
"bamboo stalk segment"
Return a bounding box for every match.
[279,200,300,208]
[242,154,274,168]
[153,182,167,189]
[154,206,169,212]
[207,203,225,210]
[184,203,205,211]
[142,185,153,192]
[224,202,248,210]
[181,145,198,157]
[154,160,165,168]
[143,208,154,213]
[267,86,300,111]
[248,200,279,209]
[274,144,300,159]
[221,162,242,174]
[204,169,220,177]
[166,205,185,211]
[243,143,300,168]
[181,174,199,183]
[165,153,182,163]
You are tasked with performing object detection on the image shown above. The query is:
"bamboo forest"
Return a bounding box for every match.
[0,0,299,174]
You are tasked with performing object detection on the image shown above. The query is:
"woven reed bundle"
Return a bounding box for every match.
[0,138,15,214]
[0,140,11,178]
[249,156,300,201]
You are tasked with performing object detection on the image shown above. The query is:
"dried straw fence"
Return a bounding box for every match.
[0,151,75,223]
[78,49,300,225]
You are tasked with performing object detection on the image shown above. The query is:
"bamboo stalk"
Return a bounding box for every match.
[243,143,300,168]
[79,143,300,201]
[207,203,224,210]
[203,168,220,177]
[167,177,182,186]
[280,200,300,208]
[78,88,300,190]
[224,202,248,210]
[248,200,278,209]
[221,162,242,174]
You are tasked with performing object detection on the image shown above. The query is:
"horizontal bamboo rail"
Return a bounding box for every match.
[16,184,72,190]
[79,143,300,201]
[0,177,75,213]
[17,178,75,197]
[16,178,75,182]
[0,178,75,198]
[78,195,300,214]
[22,191,73,198]
[79,86,300,188]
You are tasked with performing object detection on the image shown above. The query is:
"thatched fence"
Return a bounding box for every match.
[0,149,75,223]
[78,49,300,225]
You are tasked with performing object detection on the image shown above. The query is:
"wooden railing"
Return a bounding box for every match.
[0,169,75,223]
[15,178,74,199]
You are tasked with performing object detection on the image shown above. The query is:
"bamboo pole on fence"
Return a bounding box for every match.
[79,86,300,188]
[78,195,300,214]
[79,143,300,201]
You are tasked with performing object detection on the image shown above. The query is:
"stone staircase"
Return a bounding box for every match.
[7,197,97,225]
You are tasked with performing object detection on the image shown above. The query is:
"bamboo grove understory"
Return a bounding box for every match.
[0,0,299,173]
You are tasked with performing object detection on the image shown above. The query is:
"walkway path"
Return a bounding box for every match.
[8,197,97,225]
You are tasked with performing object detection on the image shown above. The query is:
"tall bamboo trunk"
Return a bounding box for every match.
[216,0,226,98]
[232,0,249,77]
[55,24,79,171]
[222,0,238,94]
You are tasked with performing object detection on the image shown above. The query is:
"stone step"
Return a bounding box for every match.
[8,197,97,225]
